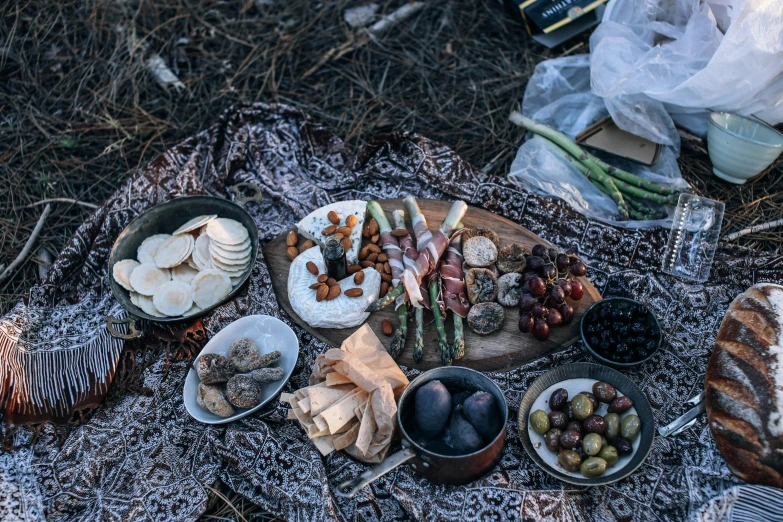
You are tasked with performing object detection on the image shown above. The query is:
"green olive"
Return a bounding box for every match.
[601,436,608,447]
[599,445,619,467]
[582,433,602,456]
[605,413,620,440]
[580,457,608,477]
[558,450,582,472]
[571,394,593,421]
[530,409,550,434]
[621,414,641,441]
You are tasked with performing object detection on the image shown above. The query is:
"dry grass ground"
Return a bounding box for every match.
[1,0,781,519]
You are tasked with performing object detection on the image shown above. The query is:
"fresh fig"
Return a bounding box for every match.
[414,380,452,438]
[446,407,484,454]
[462,391,502,441]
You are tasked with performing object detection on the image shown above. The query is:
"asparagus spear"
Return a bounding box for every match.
[388,210,411,359]
[413,307,424,364]
[428,274,451,366]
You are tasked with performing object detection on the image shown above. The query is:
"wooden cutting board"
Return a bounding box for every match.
[265,199,601,372]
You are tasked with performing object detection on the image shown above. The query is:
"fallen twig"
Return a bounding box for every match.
[0,204,52,285]
[25,198,99,209]
[725,218,783,241]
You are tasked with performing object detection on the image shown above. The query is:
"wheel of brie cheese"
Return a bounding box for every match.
[287,246,381,329]
[296,200,366,264]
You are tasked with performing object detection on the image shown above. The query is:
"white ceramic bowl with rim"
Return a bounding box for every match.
[707,112,783,184]
[183,314,299,424]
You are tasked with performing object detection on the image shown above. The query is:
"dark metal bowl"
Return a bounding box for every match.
[107,190,260,337]
[580,297,662,369]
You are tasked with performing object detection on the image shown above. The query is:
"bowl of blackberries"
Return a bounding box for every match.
[580,298,661,368]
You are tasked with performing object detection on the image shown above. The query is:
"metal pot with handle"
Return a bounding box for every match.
[336,366,508,497]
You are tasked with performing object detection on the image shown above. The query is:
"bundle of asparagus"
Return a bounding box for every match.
[508,112,688,221]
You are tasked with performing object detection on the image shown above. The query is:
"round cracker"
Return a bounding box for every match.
[211,250,250,266]
[193,234,211,268]
[129,264,171,296]
[186,255,199,270]
[184,303,202,315]
[206,218,248,245]
[171,263,199,284]
[210,242,251,260]
[138,294,166,317]
[113,259,139,291]
[130,291,141,306]
[137,234,171,264]
[212,258,249,273]
[154,234,194,268]
[230,275,244,287]
[153,281,193,316]
[172,214,217,235]
[210,238,251,252]
[191,270,232,309]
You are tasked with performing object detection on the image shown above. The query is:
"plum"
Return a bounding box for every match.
[451,391,472,411]
[462,391,502,441]
[414,380,452,438]
[446,407,484,454]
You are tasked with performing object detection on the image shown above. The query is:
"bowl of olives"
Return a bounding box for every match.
[518,363,654,486]
[580,298,661,368]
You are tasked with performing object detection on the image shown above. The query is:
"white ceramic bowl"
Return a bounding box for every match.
[183,315,299,424]
[707,112,783,184]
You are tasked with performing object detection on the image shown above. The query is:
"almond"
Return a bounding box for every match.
[286,230,298,246]
[325,285,341,300]
[375,262,384,273]
[318,274,328,283]
[367,243,381,254]
[381,272,392,283]
[316,284,329,302]
[346,215,358,227]
[361,260,375,268]
[381,281,389,296]
[306,261,319,275]
[334,233,345,240]
[377,253,388,262]
[366,252,378,263]
[371,234,380,244]
[336,226,352,237]
[286,246,299,261]
[299,240,315,252]
[359,246,370,260]
[326,277,338,287]
[341,237,352,251]
[362,224,371,238]
[390,228,409,237]
[309,282,323,290]
[322,224,337,236]
[354,271,365,285]
[347,264,362,274]
[381,319,393,336]
[327,210,340,225]
[344,288,363,298]
[369,218,379,235]
[384,262,391,274]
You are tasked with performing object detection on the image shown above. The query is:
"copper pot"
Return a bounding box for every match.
[336,366,507,497]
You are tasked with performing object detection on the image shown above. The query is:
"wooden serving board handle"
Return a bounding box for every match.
[265,199,601,372]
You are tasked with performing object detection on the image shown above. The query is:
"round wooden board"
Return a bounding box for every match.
[265,199,601,372]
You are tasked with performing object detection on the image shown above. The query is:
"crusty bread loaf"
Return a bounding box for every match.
[706,283,783,488]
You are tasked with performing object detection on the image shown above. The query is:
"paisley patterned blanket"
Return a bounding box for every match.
[2,103,783,522]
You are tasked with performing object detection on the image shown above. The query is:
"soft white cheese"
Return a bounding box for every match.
[296,201,366,264]
[288,246,380,329]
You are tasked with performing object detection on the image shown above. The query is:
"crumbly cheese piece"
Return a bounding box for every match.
[287,246,380,328]
[296,201,366,264]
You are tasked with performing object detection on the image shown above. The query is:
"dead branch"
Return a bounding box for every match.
[0,204,52,285]
[25,198,99,209]
[724,218,783,241]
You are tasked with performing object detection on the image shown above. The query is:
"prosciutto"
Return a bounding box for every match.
[378,229,404,287]
[440,231,469,318]
[399,228,451,308]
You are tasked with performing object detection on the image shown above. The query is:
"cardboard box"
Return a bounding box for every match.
[575,117,662,166]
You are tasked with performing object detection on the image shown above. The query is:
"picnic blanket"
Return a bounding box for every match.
[2,103,783,522]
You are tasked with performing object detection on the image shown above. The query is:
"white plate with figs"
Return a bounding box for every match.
[183,315,299,424]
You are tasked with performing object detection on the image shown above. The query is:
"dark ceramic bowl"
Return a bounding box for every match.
[518,362,655,486]
[580,297,661,369]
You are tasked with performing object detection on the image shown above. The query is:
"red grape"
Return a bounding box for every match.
[556,254,570,272]
[570,261,587,277]
[528,277,547,297]
[527,256,545,272]
[550,285,565,304]
[559,303,574,323]
[570,280,584,300]
[531,303,547,317]
[518,313,535,333]
[546,309,563,326]
[547,248,558,259]
[533,319,550,340]
[532,244,547,257]
[541,264,557,280]
[556,279,572,297]
[519,294,538,312]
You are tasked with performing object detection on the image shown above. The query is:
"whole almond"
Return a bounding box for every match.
[286,246,299,261]
[336,226,352,237]
[346,215,358,227]
[384,262,391,274]
[317,274,328,283]
[316,284,329,302]
[286,230,298,246]
[334,233,345,240]
[354,271,365,285]
[309,282,323,290]
[361,260,375,268]
[359,246,370,260]
[369,218,379,235]
[390,228,409,237]
[371,233,380,244]
[366,252,378,263]
[322,224,337,236]
[326,285,341,300]
[306,261,319,275]
[362,224,371,238]
[347,264,362,274]
[299,240,315,252]
[367,243,381,254]
[381,272,392,283]
[381,281,389,296]
[381,319,393,336]
[344,288,363,298]
[341,237,352,251]
[327,210,340,225]
[325,277,337,287]
[375,262,384,273]
[377,253,388,262]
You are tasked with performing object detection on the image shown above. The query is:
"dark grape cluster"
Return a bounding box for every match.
[583,303,659,363]
[518,244,587,341]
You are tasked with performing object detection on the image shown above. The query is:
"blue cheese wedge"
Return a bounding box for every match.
[296,201,366,264]
[288,246,380,329]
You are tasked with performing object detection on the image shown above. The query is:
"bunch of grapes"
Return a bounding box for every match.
[518,244,587,341]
